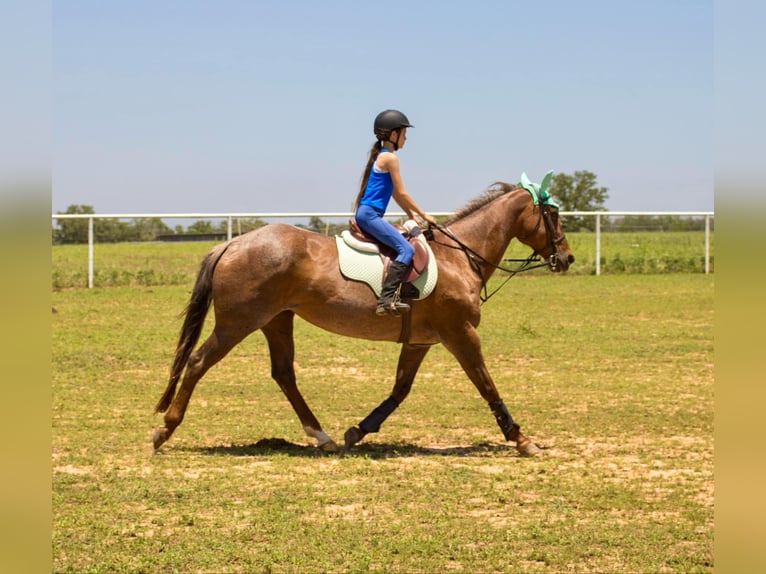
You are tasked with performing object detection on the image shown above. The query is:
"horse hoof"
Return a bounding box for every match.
[152,427,168,451]
[516,440,543,457]
[343,426,364,452]
[319,439,340,454]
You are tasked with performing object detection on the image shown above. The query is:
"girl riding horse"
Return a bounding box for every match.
[353,109,437,315]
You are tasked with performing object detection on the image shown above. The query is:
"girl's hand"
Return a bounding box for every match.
[420,213,437,226]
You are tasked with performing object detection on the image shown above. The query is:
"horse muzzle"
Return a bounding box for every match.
[549,251,575,272]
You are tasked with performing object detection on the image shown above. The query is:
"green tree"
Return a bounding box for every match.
[94,218,132,243]
[54,208,180,243]
[214,219,230,233]
[235,218,267,234]
[53,204,94,244]
[187,220,215,234]
[307,216,325,233]
[302,216,347,236]
[128,217,173,241]
[549,170,609,231]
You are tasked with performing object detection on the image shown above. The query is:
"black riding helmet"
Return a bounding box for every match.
[374,109,413,137]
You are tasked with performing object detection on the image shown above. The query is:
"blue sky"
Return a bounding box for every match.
[52,1,713,215]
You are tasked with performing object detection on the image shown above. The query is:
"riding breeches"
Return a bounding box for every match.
[355,204,414,265]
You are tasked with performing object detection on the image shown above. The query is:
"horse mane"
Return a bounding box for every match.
[444,182,522,225]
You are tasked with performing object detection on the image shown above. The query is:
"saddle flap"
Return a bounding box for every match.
[407,237,429,278]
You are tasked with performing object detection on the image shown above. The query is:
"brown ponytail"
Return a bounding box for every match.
[352,139,385,211]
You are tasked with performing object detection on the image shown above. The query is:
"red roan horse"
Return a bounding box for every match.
[153,182,574,456]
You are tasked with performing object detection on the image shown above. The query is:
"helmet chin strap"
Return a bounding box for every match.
[384,130,400,151]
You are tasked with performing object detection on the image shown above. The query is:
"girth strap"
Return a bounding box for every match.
[397,309,411,344]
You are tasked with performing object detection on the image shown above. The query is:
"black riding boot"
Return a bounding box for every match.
[376,261,411,316]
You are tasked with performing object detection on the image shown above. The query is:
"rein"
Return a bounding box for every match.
[427,200,565,304]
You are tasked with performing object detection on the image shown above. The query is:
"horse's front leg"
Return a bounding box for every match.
[441,322,541,456]
[262,312,339,453]
[344,343,432,451]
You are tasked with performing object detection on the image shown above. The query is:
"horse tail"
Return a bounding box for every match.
[154,242,231,413]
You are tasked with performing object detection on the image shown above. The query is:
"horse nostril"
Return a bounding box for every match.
[568,254,575,264]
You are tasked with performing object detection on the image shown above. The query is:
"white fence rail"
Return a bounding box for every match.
[52,211,714,288]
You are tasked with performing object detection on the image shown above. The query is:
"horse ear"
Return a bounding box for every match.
[520,172,532,190]
[519,172,540,204]
[539,170,553,196]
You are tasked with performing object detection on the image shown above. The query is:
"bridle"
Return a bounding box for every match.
[527,201,568,271]
[427,197,567,304]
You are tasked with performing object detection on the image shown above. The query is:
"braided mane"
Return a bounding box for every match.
[444,182,522,225]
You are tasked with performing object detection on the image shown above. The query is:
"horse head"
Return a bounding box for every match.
[517,171,575,272]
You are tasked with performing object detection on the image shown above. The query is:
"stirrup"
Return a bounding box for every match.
[376,300,411,316]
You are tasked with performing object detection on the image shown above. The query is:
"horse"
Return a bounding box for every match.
[153,181,574,456]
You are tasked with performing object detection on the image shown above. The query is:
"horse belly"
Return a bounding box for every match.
[293,284,402,342]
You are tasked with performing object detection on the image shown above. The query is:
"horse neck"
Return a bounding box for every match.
[448,190,530,273]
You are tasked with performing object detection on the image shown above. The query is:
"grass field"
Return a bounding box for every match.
[51,229,713,289]
[52,270,714,572]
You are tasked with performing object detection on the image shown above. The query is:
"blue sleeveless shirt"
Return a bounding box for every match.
[359,150,394,213]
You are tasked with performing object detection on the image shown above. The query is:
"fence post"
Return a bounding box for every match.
[88,217,94,289]
[704,214,710,274]
[227,216,233,241]
[595,213,601,276]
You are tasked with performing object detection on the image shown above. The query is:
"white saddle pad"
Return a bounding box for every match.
[335,235,438,299]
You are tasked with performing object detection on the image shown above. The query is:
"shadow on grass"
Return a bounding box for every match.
[183,437,517,459]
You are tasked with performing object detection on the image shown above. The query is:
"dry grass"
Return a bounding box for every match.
[52,274,713,572]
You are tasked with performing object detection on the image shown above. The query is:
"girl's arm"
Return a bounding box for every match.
[379,153,437,225]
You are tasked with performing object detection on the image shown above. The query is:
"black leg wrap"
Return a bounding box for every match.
[489,399,520,441]
[359,396,400,434]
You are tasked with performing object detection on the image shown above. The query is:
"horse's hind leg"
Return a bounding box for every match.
[153,329,242,450]
[344,343,432,451]
[261,311,339,453]
[441,323,541,457]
